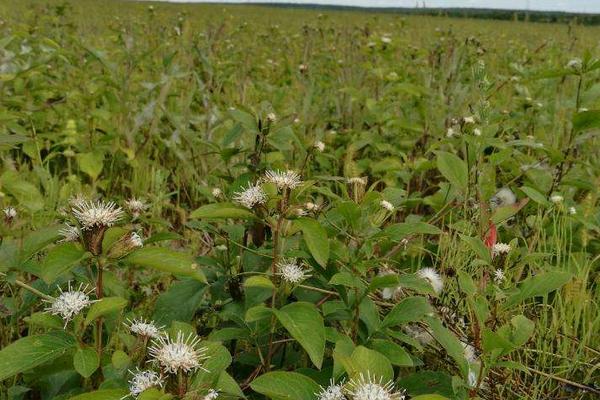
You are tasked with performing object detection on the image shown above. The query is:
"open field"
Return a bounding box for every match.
[1,1,600,399]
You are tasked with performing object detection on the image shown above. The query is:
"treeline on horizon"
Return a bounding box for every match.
[246,2,600,25]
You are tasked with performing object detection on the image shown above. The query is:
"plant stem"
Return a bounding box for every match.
[0,272,54,301]
[95,258,104,357]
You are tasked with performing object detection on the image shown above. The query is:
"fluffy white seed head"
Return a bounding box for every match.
[490,188,516,209]
[380,200,394,212]
[473,128,482,136]
[72,200,124,230]
[127,369,163,397]
[346,372,406,400]
[276,259,310,284]
[316,379,346,400]
[446,127,456,138]
[45,282,96,326]
[233,183,267,209]
[417,268,444,294]
[264,170,302,190]
[126,318,163,339]
[59,223,80,243]
[148,331,209,374]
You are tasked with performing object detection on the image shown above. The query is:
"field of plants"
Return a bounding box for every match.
[0,1,599,399]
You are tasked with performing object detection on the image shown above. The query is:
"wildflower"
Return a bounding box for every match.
[417,268,444,294]
[568,206,577,215]
[125,198,148,220]
[3,207,16,220]
[305,202,317,211]
[550,194,564,204]
[463,116,475,124]
[347,177,367,185]
[490,188,516,209]
[126,318,163,339]
[45,282,96,327]
[148,331,209,374]
[72,200,124,230]
[59,223,80,243]
[293,118,301,124]
[314,141,326,152]
[446,127,456,138]
[298,64,308,73]
[492,242,511,257]
[473,128,482,136]
[126,369,163,398]
[266,113,277,123]
[276,259,310,284]
[380,200,394,212]
[493,269,505,284]
[233,183,267,209]
[264,170,302,190]
[566,58,582,71]
[107,232,143,259]
[68,194,89,210]
[381,36,392,44]
[211,188,222,198]
[203,390,219,400]
[346,372,406,400]
[316,379,346,400]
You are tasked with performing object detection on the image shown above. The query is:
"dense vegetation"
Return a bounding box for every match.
[0,1,599,399]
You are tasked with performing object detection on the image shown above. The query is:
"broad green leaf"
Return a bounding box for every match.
[24,312,63,330]
[21,225,61,262]
[250,371,320,400]
[191,342,232,388]
[84,297,127,326]
[216,371,245,398]
[369,339,413,366]
[274,302,325,369]
[460,235,491,264]
[348,346,394,382]
[78,152,104,180]
[68,389,128,400]
[436,151,468,192]
[520,186,549,206]
[0,332,76,381]
[425,316,468,378]
[152,279,207,326]
[573,110,600,133]
[125,247,207,282]
[503,271,572,308]
[42,243,89,284]
[382,297,434,328]
[190,202,255,220]
[73,347,99,378]
[1,171,44,212]
[411,395,450,400]
[295,218,329,267]
[379,222,441,242]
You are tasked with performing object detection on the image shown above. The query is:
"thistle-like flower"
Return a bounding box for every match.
[3,207,17,220]
[203,389,219,400]
[126,369,163,398]
[316,379,346,400]
[125,198,148,220]
[492,242,511,257]
[126,318,163,339]
[490,188,516,209]
[314,141,326,152]
[58,223,80,243]
[346,372,406,400]
[45,282,96,327]
[266,113,277,123]
[148,331,209,374]
[380,200,394,212]
[276,259,310,284]
[493,269,505,284]
[264,170,302,190]
[417,268,444,295]
[72,200,124,230]
[233,183,267,209]
[446,127,456,138]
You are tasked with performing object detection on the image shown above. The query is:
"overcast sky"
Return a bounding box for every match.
[162,0,600,13]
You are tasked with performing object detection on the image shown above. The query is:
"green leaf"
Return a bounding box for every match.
[274,302,325,369]
[294,218,329,267]
[190,202,255,220]
[216,371,245,398]
[411,395,450,400]
[436,151,468,192]
[369,339,413,366]
[152,279,207,326]
[425,316,468,378]
[1,171,44,212]
[125,247,206,282]
[21,226,61,262]
[84,297,127,326]
[573,110,600,133]
[520,186,549,206]
[348,346,394,382]
[460,235,491,264]
[250,371,320,400]
[68,389,128,400]
[503,270,572,308]
[73,347,99,378]
[0,332,76,381]
[191,342,232,388]
[77,152,104,180]
[42,243,89,284]
[379,222,441,242]
[382,297,434,328]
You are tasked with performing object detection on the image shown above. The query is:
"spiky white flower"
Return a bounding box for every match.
[347,177,367,185]
[346,372,406,400]
[203,389,219,400]
[126,369,163,397]
[59,223,80,243]
[45,282,96,326]
[492,242,511,257]
[417,268,444,294]
[72,200,124,230]
[125,198,148,219]
[126,318,163,339]
[380,200,394,212]
[314,141,326,152]
[550,194,564,204]
[3,207,16,219]
[493,269,505,284]
[211,188,222,198]
[473,128,482,136]
[316,379,346,400]
[148,331,209,374]
[233,183,267,209]
[264,170,302,190]
[129,232,144,248]
[568,206,577,215]
[490,188,516,209]
[69,194,88,209]
[276,259,310,284]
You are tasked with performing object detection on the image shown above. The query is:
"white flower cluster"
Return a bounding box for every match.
[45,282,97,326]
[72,199,124,230]
[346,373,406,400]
[264,170,302,190]
[126,318,163,339]
[125,197,148,219]
[126,369,163,397]
[59,223,80,242]
[492,242,511,257]
[276,259,310,284]
[148,331,209,374]
[233,183,267,209]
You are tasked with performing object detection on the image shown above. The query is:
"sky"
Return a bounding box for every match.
[162,0,600,14]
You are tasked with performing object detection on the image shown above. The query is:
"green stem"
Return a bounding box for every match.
[0,272,53,301]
